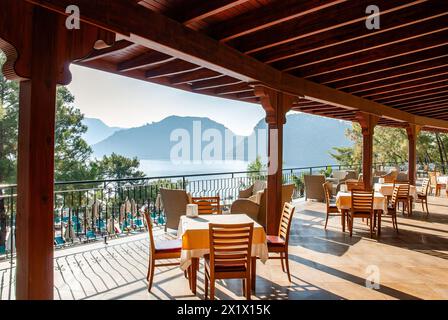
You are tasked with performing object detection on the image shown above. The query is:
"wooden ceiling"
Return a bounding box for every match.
[74,0,448,132]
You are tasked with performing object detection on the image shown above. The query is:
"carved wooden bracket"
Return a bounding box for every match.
[0,0,115,85]
[406,123,422,140]
[252,84,301,125]
[355,112,380,136]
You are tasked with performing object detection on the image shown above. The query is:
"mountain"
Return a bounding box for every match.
[91,114,352,167]
[82,118,122,145]
[254,113,352,167]
[92,116,245,160]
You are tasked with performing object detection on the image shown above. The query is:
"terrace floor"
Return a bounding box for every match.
[1,195,448,300]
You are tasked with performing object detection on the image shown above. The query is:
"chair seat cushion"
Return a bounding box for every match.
[154,239,182,253]
[204,255,247,272]
[266,235,286,247]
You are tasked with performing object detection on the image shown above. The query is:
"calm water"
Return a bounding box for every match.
[138,159,251,178]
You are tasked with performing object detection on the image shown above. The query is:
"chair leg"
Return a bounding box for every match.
[204,274,209,300]
[147,259,155,292]
[245,278,251,300]
[242,279,245,296]
[280,253,285,272]
[370,216,374,238]
[210,279,215,300]
[349,215,353,237]
[285,250,292,283]
[324,213,329,229]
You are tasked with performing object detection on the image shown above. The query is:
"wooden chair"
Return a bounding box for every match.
[348,190,375,238]
[416,178,430,216]
[204,223,254,300]
[191,196,221,214]
[393,181,411,215]
[346,180,365,191]
[386,185,400,232]
[323,182,341,230]
[429,171,444,196]
[143,212,182,292]
[266,202,296,282]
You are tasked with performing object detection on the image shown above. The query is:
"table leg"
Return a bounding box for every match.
[377,210,382,237]
[190,258,199,295]
[341,210,346,232]
[251,257,256,293]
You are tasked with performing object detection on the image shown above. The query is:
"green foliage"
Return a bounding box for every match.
[247,156,266,178]
[0,53,147,185]
[291,174,304,196]
[319,166,333,178]
[331,122,448,172]
[94,153,145,181]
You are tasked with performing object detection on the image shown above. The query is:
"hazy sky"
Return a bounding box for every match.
[68,65,266,136]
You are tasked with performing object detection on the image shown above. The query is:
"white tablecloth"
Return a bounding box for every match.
[437,176,448,185]
[374,183,418,200]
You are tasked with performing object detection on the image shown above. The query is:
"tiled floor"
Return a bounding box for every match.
[1,195,448,300]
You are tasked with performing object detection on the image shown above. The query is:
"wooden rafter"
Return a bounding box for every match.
[118,50,174,72]
[27,0,448,131]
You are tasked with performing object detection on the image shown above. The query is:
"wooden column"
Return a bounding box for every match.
[254,86,299,235]
[406,124,421,185]
[0,1,114,299]
[356,112,379,191]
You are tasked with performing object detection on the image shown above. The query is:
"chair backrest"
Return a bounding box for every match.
[393,181,410,198]
[322,182,333,210]
[428,172,438,185]
[257,184,296,230]
[351,190,374,214]
[191,196,221,214]
[346,179,365,191]
[208,223,254,274]
[421,178,430,195]
[143,211,156,257]
[390,185,400,209]
[160,188,190,230]
[304,175,326,201]
[383,170,399,183]
[278,202,295,246]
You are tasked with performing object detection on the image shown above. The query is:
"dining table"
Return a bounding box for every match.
[437,175,448,185]
[335,191,387,235]
[177,213,269,295]
[374,182,418,214]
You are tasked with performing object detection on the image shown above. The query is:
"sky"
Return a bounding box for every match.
[67,65,267,136]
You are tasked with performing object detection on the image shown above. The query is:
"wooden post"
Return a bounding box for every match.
[14,7,61,300]
[0,2,113,299]
[254,86,299,234]
[356,112,379,191]
[406,124,421,185]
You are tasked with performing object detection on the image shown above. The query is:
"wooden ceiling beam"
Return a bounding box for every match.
[399,100,448,111]
[378,89,448,105]
[311,46,448,84]
[340,64,448,93]
[396,97,448,109]
[192,76,242,90]
[206,0,340,42]
[167,0,250,25]
[145,59,201,78]
[390,93,448,108]
[372,84,448,102]
[228,0,422,54]
[253,1,448,63]
[357,75,448,98]
[214,83,253,95]
[117,50,174,72]
[169,68,221,85]
[81,40,135,62]
[28,0,448,131]
[281,26,448,73]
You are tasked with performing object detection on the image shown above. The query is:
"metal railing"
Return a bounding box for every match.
[0,161,436,261]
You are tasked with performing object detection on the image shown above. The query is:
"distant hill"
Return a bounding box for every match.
[254,113,352,167]
[82,118,122,145]
[91,114,352,166]
[92,116,244,160]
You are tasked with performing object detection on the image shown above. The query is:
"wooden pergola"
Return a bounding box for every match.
[1,0,447,299]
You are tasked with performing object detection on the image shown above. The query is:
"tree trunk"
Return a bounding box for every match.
[435,133,446,174]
